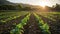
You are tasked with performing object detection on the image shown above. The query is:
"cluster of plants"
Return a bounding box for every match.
[36,12,60,21]
[34,13,51,34]
[10,13,30,34]
[0,11,28,24]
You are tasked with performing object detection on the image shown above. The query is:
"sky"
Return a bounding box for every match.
[7,0,60,7]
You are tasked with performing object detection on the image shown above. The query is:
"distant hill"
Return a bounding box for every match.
[0,0,34,10]
[0,0,13,5]
[0,0,38,7]
[0,0,43,11]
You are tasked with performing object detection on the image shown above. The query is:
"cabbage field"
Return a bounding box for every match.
[0,11,60,34]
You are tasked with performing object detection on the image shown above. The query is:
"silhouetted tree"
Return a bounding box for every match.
[55,4,60,11]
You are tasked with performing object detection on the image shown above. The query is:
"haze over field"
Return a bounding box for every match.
[7,0,60,7]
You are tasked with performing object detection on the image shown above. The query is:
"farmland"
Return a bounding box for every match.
[0,11,60,34]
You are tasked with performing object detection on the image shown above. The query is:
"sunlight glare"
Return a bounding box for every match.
[39,1,48,7]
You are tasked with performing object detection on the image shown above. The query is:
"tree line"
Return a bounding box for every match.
[45,3,60,12]
[0,4,32,11]
[0,3,60,11]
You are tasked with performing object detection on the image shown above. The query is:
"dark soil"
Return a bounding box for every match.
[0,13,59,34]
[39,15,60,34]
[0,14,28,34]
[23,14,42,34]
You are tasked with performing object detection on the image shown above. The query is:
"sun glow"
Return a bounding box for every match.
[39,1,48,7]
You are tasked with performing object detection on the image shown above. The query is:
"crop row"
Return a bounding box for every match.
[10,13,31,34]
[41,14,56,21]
[34,13,51,34]
[35,12,59,21]
[0,12,28,24]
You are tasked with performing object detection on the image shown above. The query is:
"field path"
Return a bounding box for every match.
[23,13,42,34]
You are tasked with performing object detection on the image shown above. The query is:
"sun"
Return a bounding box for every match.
[39,1,48,7]
[40,3,46,7]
